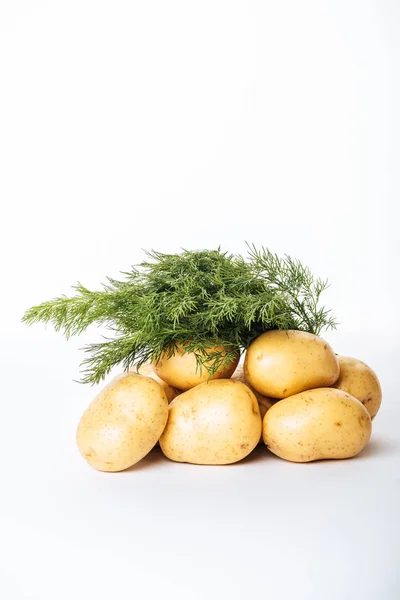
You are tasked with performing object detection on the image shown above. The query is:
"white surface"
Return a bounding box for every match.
[1,1,399,599]
[1,333,400,600]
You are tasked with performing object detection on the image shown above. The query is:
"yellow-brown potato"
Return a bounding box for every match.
[159,379,262,465]
[263,387,371,462]
[153,344,239,391]
[244,330,339,398]
[76,373,169,472]
[130,362,180,403]
[332,356,382,420]
[232,363,277,418]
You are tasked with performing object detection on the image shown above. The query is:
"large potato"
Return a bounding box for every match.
[153,344,239,391]
[332,356,382,420]
[130,362,180,403]
[76,373,169,472]
[244,330,339,398]
[263,387,371,462]
[159,379,262,465]
[232,363,277,418]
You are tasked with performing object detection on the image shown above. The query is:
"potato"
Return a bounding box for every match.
[159,379,262,465]
[263,387,371,462]
[153,344,239,391]
[257,395,277,420]
[130,362,180,403]
[129,363,180,448]
[244,330,339,398]
[332,356,382,420]
[232,363,277,418]
[76,373,169,472]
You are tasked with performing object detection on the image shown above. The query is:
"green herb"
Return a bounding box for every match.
[22,245,337,384]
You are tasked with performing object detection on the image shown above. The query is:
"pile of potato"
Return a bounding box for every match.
[76,331,382,471]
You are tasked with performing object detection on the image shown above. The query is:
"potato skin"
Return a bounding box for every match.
[76,373,169,472]
[263,387,372,462]
[244,330,339,398]
[153,344,240,391]
[130,362,180,403]
[159,379,262,465]
[332,356,382,420]
[232,363,277,418]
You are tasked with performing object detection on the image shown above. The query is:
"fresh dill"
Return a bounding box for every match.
[22,245,337,384]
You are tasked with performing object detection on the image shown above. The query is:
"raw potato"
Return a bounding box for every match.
[244,330,339,398]
[332,356,382,420]
[263,387,372,462]
[232,364,277,418]
[129,363,180,448]
[159,379,262,465]
[257,395,277,420]
[153,344,239,391]
[130,362,180,403]
[76,373,169,472]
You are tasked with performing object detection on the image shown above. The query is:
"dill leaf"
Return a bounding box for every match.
[22,246,337,384]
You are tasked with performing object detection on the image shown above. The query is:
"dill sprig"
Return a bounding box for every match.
[22,245,337,384]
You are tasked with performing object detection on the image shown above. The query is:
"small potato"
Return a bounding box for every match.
[130,362,180,403]
[232,364,277,418]
[153,344,239,391]
[332,356,382,420]
[159,379,262,465]
[76,373,169,472]
[244,330,339,398]
[263,387,372,462]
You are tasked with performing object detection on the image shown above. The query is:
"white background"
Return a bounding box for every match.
[1,1,399,599]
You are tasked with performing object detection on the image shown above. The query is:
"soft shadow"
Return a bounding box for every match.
[123,436,399,472]
[241,436,400,466]
[124,443,275,471]
[123,445,168,473]
[237,443,277,465]
[356,436,400,460]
